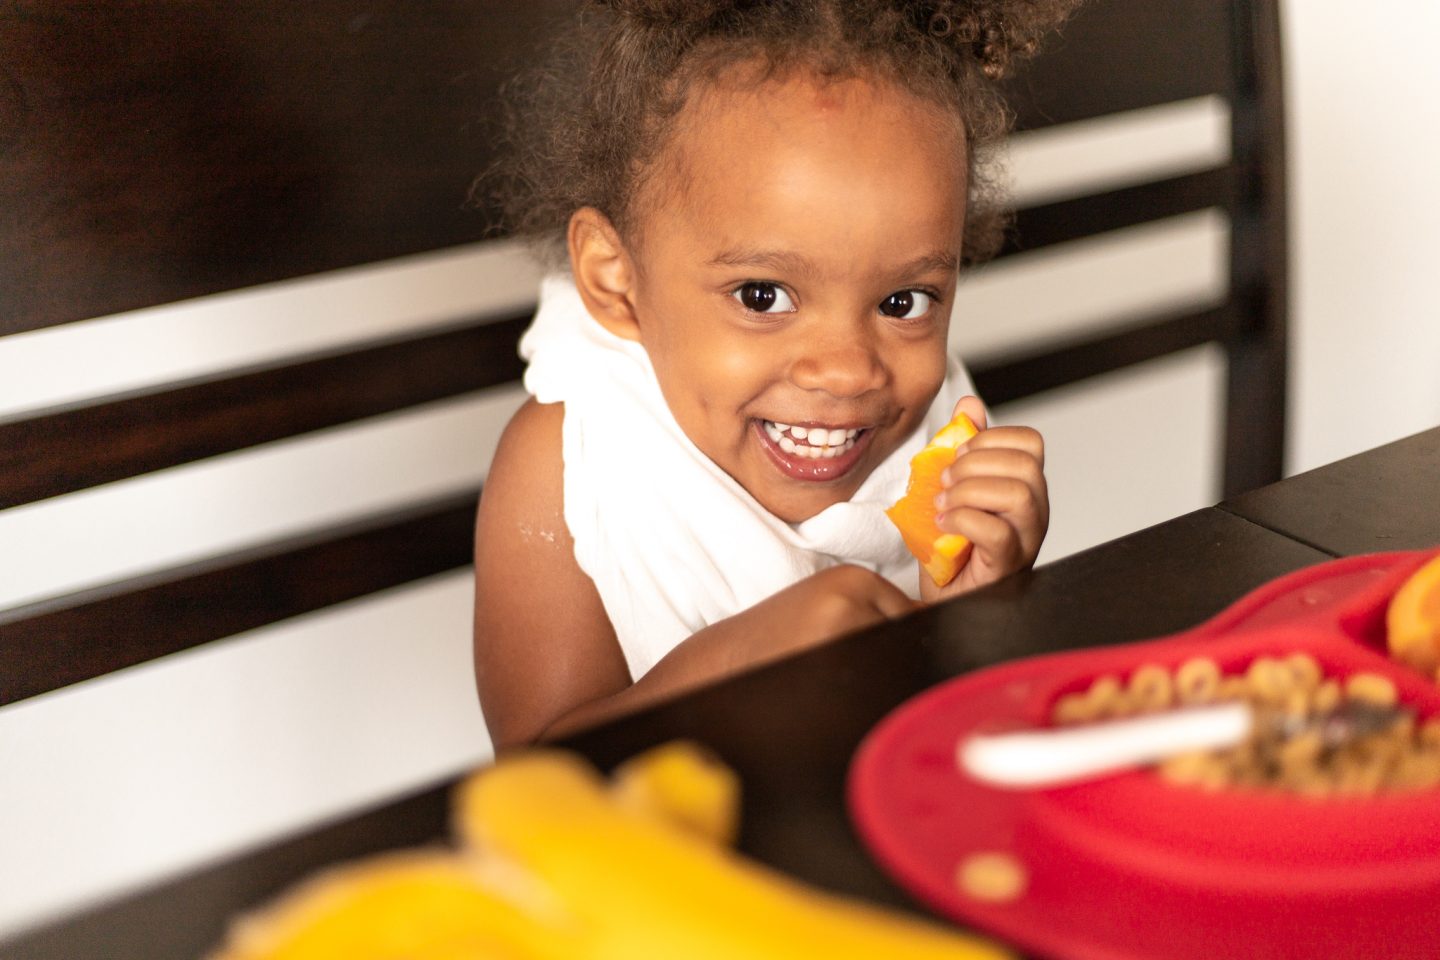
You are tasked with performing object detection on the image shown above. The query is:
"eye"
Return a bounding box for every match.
[878,290,934,320]
[733,282,796,314]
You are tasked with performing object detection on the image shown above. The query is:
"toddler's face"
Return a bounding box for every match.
[627,68,966,523]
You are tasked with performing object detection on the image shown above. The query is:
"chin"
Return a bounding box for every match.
[765,486,857,524]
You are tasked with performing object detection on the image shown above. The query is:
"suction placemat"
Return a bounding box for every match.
[849,551,1440,960]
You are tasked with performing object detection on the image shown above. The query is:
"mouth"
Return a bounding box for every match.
[753,418,874,482]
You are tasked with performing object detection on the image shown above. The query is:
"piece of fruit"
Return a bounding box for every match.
[214,742,1015,960]
[456,746,1015,960]
[1387,551,1440,677]
[608,739,741,845]
[886,411,981,587]
[208,851,573,960]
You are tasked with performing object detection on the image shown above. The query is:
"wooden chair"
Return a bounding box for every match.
[0,0,1284,938]
[989,0,1287,498]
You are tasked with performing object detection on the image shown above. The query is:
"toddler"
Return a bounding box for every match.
[474,0,1076,748]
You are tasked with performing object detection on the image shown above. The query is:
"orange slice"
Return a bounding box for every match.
[885,412,980,587]
[1387,551,1440,678]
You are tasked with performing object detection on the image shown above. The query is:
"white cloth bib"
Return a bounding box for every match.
[519,274,977,679]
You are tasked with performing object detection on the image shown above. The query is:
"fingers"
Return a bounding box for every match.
[937,506,1028,576]
[934,423,1050,577]
[953,395,988,432]
[945,423,1045,472]
[867,573,921,620]
[825,564,917,620]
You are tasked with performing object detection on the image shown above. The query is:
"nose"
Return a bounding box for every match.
[787,329,888,399]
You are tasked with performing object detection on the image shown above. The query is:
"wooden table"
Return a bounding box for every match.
[7,426,1438,959]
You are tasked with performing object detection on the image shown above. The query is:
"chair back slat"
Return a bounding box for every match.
[972,302,1243,406]
[999,168,1239,258]
[0,316,528,511]
[0,492,478,705]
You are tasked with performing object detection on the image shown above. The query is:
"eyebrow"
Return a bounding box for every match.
[895,251,961,276]
[706,247,960,278]
[706,247,817,276]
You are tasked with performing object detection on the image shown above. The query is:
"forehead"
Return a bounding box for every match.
[643,65,968,272]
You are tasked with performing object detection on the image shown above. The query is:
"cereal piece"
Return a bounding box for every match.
[1277,729,1324,770]
[1280,689,1312,725]
[1050,691,1093,726]
[1312,679,1342,714]
[1174,657,1221,704]
[956,852,1027,903]
[1348,757,1388,795]
[1085,675,1124,719]
[1126,664,1173,712]
[1285,766,1336,797]
[1283,652,1323,690]
[1158,751,1211,785]
[1151,654,1430,796]
[1216,676,1250,702]
[1245,656,1292,703]
[1395,751,1440,790]
[1159,751,1231,790]
[1344,672,1398,706]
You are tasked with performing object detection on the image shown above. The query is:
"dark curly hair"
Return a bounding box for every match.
[481,0,1080,267]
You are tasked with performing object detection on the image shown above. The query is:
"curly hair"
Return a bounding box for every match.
[481,0,1080,267]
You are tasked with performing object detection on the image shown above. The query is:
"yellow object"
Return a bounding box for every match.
[885,412,980,587]
[208,852,574,960]
[457,747,1013,960]
[608,739,741,845]
[1387,552,1440,676]
[214,742,1014,960]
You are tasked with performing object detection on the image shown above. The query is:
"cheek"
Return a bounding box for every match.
[687,334,775,398]
[895,341,950,401]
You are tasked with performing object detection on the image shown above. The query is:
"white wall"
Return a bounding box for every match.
[3,0,1438,941]
[1283,0,1440,471]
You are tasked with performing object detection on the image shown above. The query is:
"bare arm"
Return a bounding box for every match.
[474,399,917,751]
[473,399,630,750]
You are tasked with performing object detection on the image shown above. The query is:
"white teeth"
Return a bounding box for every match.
[763,420,861,460]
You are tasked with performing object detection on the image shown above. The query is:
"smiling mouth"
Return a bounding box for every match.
[762,420,862,458]
[755,418,872,482]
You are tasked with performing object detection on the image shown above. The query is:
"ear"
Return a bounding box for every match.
[567,207,641,342]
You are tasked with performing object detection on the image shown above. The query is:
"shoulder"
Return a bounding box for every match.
[475,397,573,591]
[480,398,565,528]
[493,396,565,476]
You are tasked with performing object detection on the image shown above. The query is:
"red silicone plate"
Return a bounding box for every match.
[849,551,1440,960]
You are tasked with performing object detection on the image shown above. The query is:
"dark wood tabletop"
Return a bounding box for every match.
[6,426,1438,960]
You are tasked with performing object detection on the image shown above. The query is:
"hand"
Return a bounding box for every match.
[922,396,1049,602]
[712,564,918,671]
